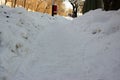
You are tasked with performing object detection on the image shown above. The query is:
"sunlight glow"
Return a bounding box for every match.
[63,0,72,10]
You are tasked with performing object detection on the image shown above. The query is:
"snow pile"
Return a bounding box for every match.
[0,5,120,80]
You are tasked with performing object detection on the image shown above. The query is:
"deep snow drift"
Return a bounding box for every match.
[0,5,120,80]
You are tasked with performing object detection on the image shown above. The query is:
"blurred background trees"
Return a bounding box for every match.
[2,0,85,16]
[3,0,68,16]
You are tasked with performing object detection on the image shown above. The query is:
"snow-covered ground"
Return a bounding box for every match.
[0,5,120,80]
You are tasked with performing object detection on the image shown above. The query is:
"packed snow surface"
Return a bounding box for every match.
[0,5,120,80]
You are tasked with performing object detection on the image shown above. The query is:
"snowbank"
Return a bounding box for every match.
[0,5,120,80]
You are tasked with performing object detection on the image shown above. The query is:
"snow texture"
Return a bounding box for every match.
[0,5,120,80]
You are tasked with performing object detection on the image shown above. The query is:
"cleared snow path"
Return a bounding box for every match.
[10,23,85,80]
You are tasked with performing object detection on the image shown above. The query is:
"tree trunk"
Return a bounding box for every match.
[5,0,7,5]
[13,0,17,7]
[103,0,110,11]
[23,0,26,8]
[11,0,14,7]
[73,6,77,17]
[71,3,77,17]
